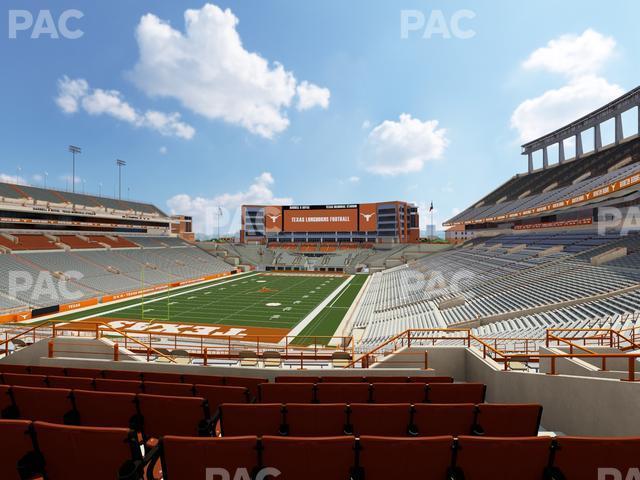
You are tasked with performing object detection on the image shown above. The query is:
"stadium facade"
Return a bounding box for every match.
[240,201,420,244]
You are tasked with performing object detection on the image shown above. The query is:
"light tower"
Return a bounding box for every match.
[116,159,126,200]
[68,145,81,193]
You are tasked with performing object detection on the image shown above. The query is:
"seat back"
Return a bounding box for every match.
[29,366,66,377]
[411,404,476,437]
[475,404,542,437]
[553,436,640,479]
[0,365,30,375]
[316,383,371,404]
[349,404,412,437]
[160,435,258,479]
[454,436,552,480]
[0,419,39,480]
[12,387,76,424]
[409,376,454,384]
[182,374,224,386]
[319,376,364,383]
[138,394,211,439]
[372,383,426,404]
[224,377,267,400]
[141,372,183,383]
[34,421,142,480]
[428,383,486,404]
[102,370,141,381]
[143,381,194,397]
[261,436,355,480]
[220,404,283,437]
[364,376,409,383]
[284,404,347,437]
[259,383,315,404]
[73,390,139,429]
[194,385,249,413]
[47,376,94,391]
[358,435,454,480]
[0,385,15,418]
[94,378,143,394]
[275,376,320,384]
[64,367,102,379]
[1,373,47,388]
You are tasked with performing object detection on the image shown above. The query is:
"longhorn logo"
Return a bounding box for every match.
[360,212,376,222]
[267,214,281,223]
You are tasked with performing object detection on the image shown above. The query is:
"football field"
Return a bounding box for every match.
[51,272,367,341]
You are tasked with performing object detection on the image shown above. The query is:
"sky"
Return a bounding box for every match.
[0,0,639,236]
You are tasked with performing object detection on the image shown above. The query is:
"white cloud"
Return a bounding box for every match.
[130,4,330,138]
[55,76,195,139]
[363,114,448,176]
[361,120,371,130]
[511,76,624,142]
[0,174,27,185]
[512,29,623,144]
[296,81,330,111]
[159,146,168,155]
[347,176,360,183]
[166,172,292,235]
[522,29,616,78]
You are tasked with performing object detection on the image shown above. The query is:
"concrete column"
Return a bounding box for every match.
[575,133,583,159]
[615,113,624,144]
[594,123,602,151]
[558,140,565,164]
[542,147,548,169]
[528,152,533,173]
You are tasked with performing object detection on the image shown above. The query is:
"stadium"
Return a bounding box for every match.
[2,3,640,479]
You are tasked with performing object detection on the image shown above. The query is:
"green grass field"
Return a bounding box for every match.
[50,272,367,339]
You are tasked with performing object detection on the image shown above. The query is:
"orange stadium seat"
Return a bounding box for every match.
[141,372,184,384]
[11,386,76,424]
[409,376,454,384]
[320,376,365,383]
[194,385,250,413]
[219,404,283,437]
[73,390,139,429]
[181,373,225,386]
[0,419,39,480]
[364,376,409,383]
[29,366,66,377]
[224,376,268,399]
[283,404,347,437]
[259,383,315,404]
[1,373,47,388]
[102,370,142,381]
[156,435,258,480]
[143,381,194,397]
[261,436,355,480]
[428,383,486,404]
[275,376,321,383]
[452,436,553,480]
[371,383,427,404]
[64,367,103,378]
[138,394,212,440]
[410,404,476,437]
[474,404,543,437]
[358,435,454,480]
[552,436,640,479]
[316,383,371,404]
[0,365,30,375]
[94,378,143,394]
[47,375,94,391]
[33,421,143,480]
[348,404,412,437]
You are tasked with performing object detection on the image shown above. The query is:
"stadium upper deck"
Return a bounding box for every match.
[445,87,640,235]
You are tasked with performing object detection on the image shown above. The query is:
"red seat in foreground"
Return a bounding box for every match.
[34,421,143,480]
[428,383,486,404]
[220,404,283,437]
[411,404,476,437]
[552,436,640,480]
[284,404,347,437]
[11,386,76,424]
[261,436,355,480]
[371,383,426,404]
[452,436,552,480]
[474,404,542,437]
[259,383,314,404]
[0,419,39,480]
[358,435,454,480]
[73,390,139,429]
[138,394,212,440]
[156,435,258,480]
[349,404,411,437]
[316,383,370,404]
